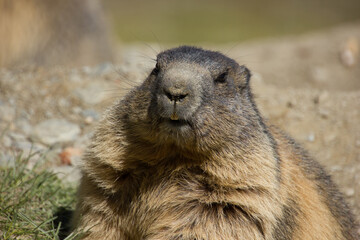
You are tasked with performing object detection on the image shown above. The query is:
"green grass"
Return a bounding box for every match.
[0,152,81,240]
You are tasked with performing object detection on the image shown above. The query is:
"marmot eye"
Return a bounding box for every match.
[214,71,228,83]
[151,63,160,76]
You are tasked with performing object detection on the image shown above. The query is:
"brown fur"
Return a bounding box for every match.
[72,46,359,239]
[0,0,112,67]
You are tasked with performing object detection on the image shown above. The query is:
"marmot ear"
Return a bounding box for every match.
[234,65,251,89]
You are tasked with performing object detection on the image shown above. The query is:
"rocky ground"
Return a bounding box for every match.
[0,22,359,225]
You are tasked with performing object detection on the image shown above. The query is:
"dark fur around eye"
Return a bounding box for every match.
[151,63,160,76]
[214,70,228,83]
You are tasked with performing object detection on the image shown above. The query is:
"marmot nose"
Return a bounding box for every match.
[164,89,188,102]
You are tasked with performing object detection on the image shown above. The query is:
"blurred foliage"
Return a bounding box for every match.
[103,0,360,44]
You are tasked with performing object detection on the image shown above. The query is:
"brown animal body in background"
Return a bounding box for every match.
[72,46,359,239]
[0,0,112,67]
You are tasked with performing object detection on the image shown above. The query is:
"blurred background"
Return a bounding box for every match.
[1,0,360,66]
[0,0,360,235]
[104,0,360,44]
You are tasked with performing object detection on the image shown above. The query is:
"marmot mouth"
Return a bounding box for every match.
[166,118,189,127]
[159,117,191,129]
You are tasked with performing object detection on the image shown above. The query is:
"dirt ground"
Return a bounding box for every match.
[0,22,359,226]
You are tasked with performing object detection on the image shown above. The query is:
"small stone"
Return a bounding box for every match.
[286,101,294,108]
[330,165,342,172]
[84,116,93,124]
[32,119,81,145]
[13,141,46,157]
[13,140,33,150]
[318,108,329,119]
[94,62,113,76]
[307,133,315,142]
[59,147,83,166]
[251,72,263,85]
[313,96,319,105]
[82,109,100,124]
[344,188,355,197]
[8,132,26,142]
[82,109,99,119]
[16,119,32,135]
[50,165,82,184]
[340,37,359,67]
[73,81,111,105]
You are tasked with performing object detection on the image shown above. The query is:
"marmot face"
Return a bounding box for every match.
[125,46,258,154]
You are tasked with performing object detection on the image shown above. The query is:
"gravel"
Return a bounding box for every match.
[32,119,81,145]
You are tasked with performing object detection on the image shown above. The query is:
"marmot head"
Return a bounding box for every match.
[121,46,260,156]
